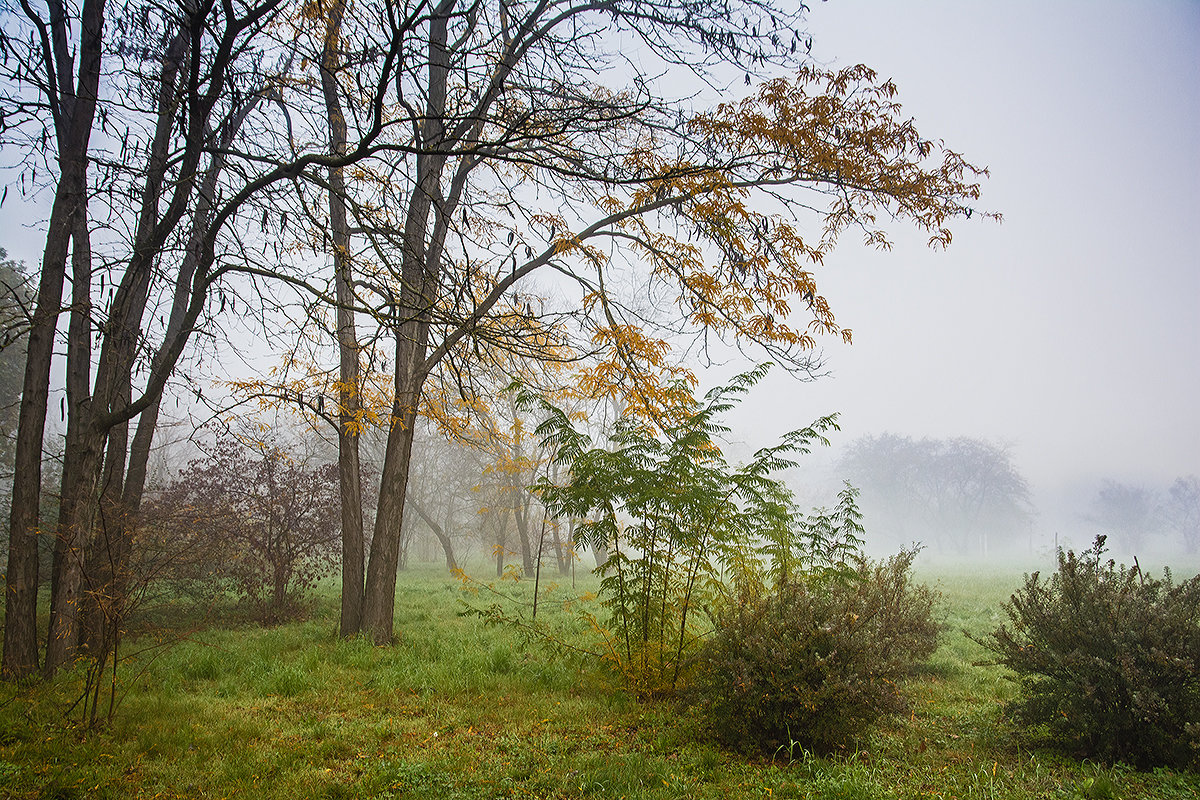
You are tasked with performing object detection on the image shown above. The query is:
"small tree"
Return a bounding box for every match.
[1086,480,1157,554]
[524,365,840,697]
[1164,475,1200,554]
[151,432,340,622]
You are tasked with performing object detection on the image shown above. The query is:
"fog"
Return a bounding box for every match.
[701,0,1200,566]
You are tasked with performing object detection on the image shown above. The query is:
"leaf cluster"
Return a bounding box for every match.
[972,536,1200,769]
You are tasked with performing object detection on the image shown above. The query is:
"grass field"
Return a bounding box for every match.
[1,564,1197,799]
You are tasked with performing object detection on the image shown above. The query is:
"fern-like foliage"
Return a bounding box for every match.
[519,365,842,697]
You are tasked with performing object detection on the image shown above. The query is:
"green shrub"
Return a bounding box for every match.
[973,535,1200,769]
[689,548,941,754]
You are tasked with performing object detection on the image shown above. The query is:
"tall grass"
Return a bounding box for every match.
[0,564,1195,799]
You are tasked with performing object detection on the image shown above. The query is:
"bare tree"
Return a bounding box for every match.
[841,434,1033,556]
[1164,475,1200,554]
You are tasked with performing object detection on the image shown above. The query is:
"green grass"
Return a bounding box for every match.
[1,564,1197,799]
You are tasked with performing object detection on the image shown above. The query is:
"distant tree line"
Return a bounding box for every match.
[840,433,1033,557]
[1085,475,1200,555]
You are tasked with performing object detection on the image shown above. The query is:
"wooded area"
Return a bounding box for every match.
[0,0,991,680]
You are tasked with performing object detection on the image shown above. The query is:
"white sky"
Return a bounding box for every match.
[718,0,1200,503]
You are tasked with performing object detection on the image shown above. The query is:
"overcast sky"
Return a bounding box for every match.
[713,0,1200,506]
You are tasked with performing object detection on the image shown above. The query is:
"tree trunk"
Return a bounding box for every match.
[496,512,507,578]
[43,210,97,673]
[549,463,567,574]
[550,517,567,575]
[321,0,364,637]
[3,0,108,680]
[513,493,535,576]
[45,23,187,675]
[360,339,425,644]
[409,496,458,573]
[4,190,74,679]
[593,542,610,573]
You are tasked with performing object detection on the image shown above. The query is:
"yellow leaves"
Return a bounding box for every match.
[575,324,697,424]
[552,237,580,256]
[691,65,995,254]
[590,324,671,368]
[552,236,606,266]
[599,195,624,213]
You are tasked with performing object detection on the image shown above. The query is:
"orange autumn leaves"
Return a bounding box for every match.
[582,65,992,404]
[232,65,989,439]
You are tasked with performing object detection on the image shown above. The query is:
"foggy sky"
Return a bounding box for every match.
[719,0,1199,509]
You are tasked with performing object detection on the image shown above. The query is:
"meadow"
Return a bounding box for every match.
[1,564,1197,799]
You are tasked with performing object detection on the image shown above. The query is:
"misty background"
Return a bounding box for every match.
[1,0,1196,567]
[701,0,1200,563]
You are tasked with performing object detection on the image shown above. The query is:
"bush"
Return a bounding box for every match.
[973,536,1200,769]
[143,430,341,623]
[689,548,941,754]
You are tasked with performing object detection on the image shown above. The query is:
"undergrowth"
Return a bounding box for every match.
[0,565,1196,800]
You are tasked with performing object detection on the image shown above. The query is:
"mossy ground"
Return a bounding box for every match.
[1,564,1197,799]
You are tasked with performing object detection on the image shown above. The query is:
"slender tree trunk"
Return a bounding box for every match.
[4,192,73,679]
[409,496,457,572]
[550,516,567,575]
[496,511,507,578]
[513,493,535,576]
[320,0,365,637]
[44,212,98,673]
[549,463,567,574]
[593,542,610,573]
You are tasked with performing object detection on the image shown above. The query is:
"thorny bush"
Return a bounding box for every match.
[690,546,941,755]
[973,536,1200,769]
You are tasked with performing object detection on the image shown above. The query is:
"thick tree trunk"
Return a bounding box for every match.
[2,0,108,681]
[348,0,462,645]
[360,335,426,644]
